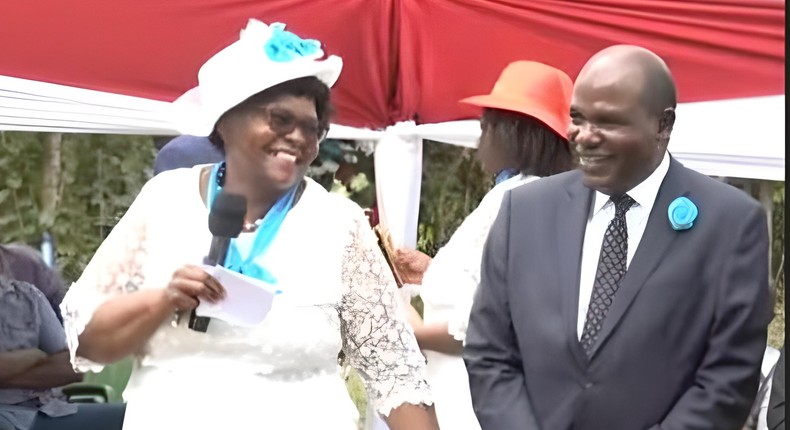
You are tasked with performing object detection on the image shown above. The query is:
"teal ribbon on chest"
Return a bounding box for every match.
[206,162,297,285]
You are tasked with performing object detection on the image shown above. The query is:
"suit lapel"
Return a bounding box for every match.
[587,158,689,360]
[557,175,594,368]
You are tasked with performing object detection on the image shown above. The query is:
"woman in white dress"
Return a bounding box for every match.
[394,61,575,430]
[60,19,437,430]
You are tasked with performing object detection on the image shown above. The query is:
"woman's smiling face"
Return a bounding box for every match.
[218,94,323,192]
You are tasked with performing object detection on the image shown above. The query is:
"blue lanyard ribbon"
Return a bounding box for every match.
[206,162,297,285]
[495,168,519,185]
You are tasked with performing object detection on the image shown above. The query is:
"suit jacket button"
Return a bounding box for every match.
[584,382,593,389]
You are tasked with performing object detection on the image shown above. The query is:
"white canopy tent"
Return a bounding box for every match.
[0,75,784,247]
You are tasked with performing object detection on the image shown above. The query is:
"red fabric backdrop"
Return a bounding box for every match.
[0,0,783,129]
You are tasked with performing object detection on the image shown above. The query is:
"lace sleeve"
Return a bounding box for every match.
[338,214,433,417]
[60,183,150,373]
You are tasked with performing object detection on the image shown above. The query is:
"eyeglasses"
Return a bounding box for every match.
[256,106,328,143]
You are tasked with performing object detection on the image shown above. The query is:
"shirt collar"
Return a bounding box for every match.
[592,151,670,215]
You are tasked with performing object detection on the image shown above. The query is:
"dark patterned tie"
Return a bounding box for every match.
[580,194,636,357]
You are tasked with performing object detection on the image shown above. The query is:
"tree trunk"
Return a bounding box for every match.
[39,132,62,228]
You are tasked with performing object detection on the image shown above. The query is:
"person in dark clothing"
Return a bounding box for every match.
[767,344,785,430]
[0,244,65,322]
[0,274,125,430]
[153,135,223,176]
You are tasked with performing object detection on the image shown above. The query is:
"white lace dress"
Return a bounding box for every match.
[418,174,536,430]
[60,165,432,430]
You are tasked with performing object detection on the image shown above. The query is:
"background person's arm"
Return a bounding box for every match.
[0,350,82,389]
[0,349,47,381]
[407,305,463,355]
[392,248,432,285]
[385,403,440,430]
[1,291,83,389]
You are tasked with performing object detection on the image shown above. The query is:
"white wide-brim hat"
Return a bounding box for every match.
[170,19,343,136]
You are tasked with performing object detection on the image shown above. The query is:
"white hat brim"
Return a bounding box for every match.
[170,55,343,136]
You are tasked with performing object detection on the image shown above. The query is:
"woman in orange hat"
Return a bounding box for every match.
[394,60,575,430]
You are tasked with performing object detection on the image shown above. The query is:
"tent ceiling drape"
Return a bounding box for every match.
[398,0,784,124]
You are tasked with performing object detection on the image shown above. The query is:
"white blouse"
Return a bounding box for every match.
[60,165,432,430]
[419,174,537,340]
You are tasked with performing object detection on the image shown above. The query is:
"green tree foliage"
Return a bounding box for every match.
[417,141,491,257]
[0,131,155,283]
[769,182,785,348]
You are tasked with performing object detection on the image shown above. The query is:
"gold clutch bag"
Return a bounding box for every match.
[372,223,404,289]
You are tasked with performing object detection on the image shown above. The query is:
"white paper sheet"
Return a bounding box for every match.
[195,265,279,327]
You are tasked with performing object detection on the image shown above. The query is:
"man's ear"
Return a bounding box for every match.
[658,108,676,142]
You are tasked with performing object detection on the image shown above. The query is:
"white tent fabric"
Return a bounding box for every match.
[0,75,176,135]
[0,75,783,247]
[0,75,782,180]
[669,96,784,181]
[409,96,786,182]
[374,125,423,248]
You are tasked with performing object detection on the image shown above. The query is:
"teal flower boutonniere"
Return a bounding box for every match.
[668,196,698,231]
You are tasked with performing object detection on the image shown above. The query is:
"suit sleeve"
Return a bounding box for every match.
[651,203,772,430]
[463,191,540,429]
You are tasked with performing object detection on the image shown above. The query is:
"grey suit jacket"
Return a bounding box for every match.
[464,157,772,430]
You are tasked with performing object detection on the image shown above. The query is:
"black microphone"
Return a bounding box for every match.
[189,191,246,332]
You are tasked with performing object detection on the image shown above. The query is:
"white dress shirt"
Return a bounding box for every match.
[577,152,671,339]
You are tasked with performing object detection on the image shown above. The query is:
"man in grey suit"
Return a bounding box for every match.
[463,45,772,430]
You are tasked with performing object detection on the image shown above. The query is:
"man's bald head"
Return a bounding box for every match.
[568,45,677,197]
[578,45,676,117]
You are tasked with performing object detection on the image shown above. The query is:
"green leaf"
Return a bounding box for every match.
[1,132,154,284]
[6,177,22,189]
[38,211,56,227]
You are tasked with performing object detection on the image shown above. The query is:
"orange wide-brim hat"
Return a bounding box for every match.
[459,60,573,140]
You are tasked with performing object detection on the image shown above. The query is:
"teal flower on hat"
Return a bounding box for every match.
[264,23,322,63]
[668,196,698,231]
